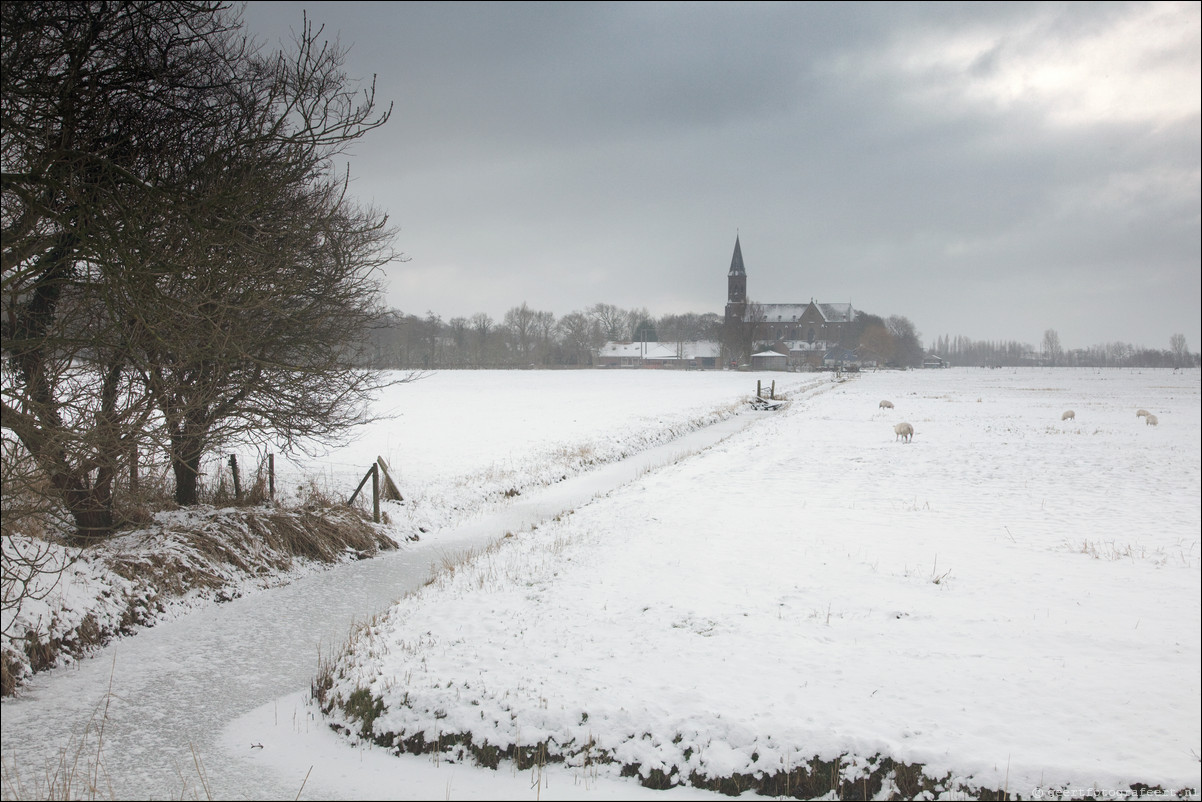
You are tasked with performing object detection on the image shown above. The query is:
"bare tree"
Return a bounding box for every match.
[1043,329,1063,367]
[2,3,402,529]
[131,191,396,506]
[858,323,895,366]
[2,2,247,540]
[421,312,443,369]
[503,303,537,364]
[1170,333,1189,367]
[107,11,397,507]
[628,307,655,342]
[470,313,495,366]
[659,312,719,344]
[588,303,631,342]
[886,315,924,368]
[557,311,601,366]
[532,310,556,365]
[446,317,470,366]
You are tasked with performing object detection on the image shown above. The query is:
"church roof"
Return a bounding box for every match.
[815,302,855,323]
[728,235,746,277]
[750,302,856,323]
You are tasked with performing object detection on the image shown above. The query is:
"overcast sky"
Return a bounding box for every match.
[241,1,1200,351]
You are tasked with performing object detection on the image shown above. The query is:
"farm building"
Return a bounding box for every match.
[751,350,788,371]
[596,341,722,369]
[822,347,862,370]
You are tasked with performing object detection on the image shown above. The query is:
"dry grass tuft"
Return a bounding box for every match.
[106,507,396,598]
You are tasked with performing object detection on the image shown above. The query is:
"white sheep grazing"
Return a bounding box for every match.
[894,422,914,442]
[879,400,894,409]
[1062,410,1075,421]
[1136,409,1150,418]
[1146,414,1158,426]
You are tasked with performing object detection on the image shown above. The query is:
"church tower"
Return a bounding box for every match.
[724,234,747,325]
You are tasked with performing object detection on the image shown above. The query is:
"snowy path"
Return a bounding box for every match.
[0,400,796,801]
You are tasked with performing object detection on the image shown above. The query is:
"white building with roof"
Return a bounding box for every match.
[595,340,722,369]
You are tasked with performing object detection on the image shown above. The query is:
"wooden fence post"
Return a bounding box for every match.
[757,380,762,398]
[267,453,275,501]
[228,454,241,503]
[376,457,403,501]
[371,462,380,523]
[347,463,381,523]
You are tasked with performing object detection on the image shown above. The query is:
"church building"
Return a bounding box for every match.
[723,235,857,368]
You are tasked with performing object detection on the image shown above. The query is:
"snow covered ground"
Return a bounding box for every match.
[0,369,797,683]
[315,367,1202,799]
[2,367,1199,801]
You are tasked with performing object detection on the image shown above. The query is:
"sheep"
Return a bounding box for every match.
[894,422,914,442]
[1146,414,1158,426]
[1136,409,1150,418]
[1061,410,1075,421]
[879,400,894,410]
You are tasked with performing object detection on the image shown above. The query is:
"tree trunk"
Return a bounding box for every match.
[53,474,116,546]
[3,401,121,545]
[171,440,205,506]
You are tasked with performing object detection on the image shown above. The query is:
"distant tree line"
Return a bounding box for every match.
[930,332,1198,368]
[365,303,1196,372]
[360,303,935,369]
[360,303,726,369]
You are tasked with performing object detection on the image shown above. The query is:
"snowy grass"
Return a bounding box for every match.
[315,367,1201,800]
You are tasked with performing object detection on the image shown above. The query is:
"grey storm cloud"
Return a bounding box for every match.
[241,1,1200,351]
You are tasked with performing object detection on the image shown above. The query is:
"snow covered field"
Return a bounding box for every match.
[267,368,813,537]
[316,367,1201,799]
[2,367,1199,801]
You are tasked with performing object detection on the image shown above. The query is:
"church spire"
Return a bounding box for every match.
[726,234,747,307]
[728,234,746,277]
